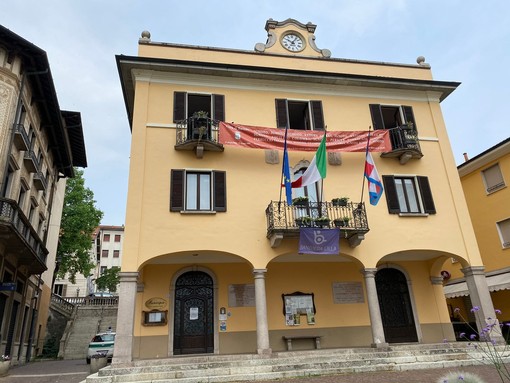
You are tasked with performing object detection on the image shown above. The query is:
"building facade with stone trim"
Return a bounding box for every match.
[114,18,498,362]
[54,225,124,297]
[0,25,87,363]
[443,138,510,334]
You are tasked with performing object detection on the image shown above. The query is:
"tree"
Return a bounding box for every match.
[95,267,120,292]
[56,169,103,284]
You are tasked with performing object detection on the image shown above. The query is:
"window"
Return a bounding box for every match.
[275,99,324,131]
[53,284,66,296]
[114,234,121,242]
[102,250,109,258]
[382,175,436,214]
[369,104,418,150]
[173,92,225,122]
[170,169,226,212]
[497,218,510,249]
[482,164,505,194]
[113,250,120,258]
[103,234,110,242]
[100,266,107,274]
[18,184,27,209]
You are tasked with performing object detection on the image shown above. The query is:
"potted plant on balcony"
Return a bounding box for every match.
[295,216,312,227]
[0,355,10,377]
[292,196,309,207]
[333,217,350,227]
[314,216,331,228]
[331,197,349,206]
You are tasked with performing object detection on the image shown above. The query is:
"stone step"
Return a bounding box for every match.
[79,343,498,383]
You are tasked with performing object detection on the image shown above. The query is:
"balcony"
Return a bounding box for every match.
[23,149,38,173]
[266,201,370,248]
[175,116,224,158]
[33,171,48,191]
[380,125,423,164]
[0,198,48,274]
[13,124,29,151]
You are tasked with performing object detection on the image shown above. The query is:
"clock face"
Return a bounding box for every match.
[282,33,304,52]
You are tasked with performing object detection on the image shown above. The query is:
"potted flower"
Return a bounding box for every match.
[90,351,108,374]
[295,216,312,227]
[333,217,350,227]
[314,216,331,227]
[0,355,10,377]
[292,196,309,207]
[331,197,349,207]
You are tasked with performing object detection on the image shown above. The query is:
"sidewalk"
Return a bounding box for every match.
[0,359,506,383]
[0,359,89,383]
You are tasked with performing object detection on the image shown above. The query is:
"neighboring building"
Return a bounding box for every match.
[53,225,124,297]
[443,138,510,331]
[114,19,499,362]
[0,25,87,363]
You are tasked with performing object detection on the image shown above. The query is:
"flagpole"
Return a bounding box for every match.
[359,126,372,204]
[279,123,291,209]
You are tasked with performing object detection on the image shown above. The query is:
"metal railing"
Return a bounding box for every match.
[266,200,369,234]
[388,125,421,153]
[176,116,220,145]
[0,197,48,265]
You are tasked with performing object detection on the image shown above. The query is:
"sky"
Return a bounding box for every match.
[1,1,509,225]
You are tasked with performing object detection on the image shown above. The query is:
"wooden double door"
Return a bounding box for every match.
[173,271,214,354]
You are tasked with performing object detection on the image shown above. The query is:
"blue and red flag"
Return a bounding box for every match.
[364,151,383,206]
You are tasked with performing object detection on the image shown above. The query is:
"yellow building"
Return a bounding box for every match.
[114,19,500,362]
[0,25,86,363]
[444,138,510,335]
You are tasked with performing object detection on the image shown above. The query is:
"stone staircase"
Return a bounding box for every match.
[81,343,506,383]
[60,305,118,360]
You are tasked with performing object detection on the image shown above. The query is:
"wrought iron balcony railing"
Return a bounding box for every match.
[266,200,370,248]
[381,125,423,164]
[175,116,224,157]
[33,171,48,191]
[13,123,30,151]
[0,198,48,274]
[23,149,39,173]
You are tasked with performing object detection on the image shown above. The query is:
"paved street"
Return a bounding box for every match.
[0,359,507,383]
[1,359,89,383]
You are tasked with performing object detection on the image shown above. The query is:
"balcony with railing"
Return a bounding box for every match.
[33,171,48,191]
[23,149,38,173]
[266,200,370,248]
[381,124,423,164]
[13,124,30,151]
[175,116,224,158]
[0,198,48,274]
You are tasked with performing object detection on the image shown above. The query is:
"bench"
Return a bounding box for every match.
[282,335,322,351]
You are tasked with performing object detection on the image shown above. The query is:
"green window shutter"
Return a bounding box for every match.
[213,171,227,212]
[382,175,400,214]
[310,101,325,131]
[213,94,225,121]
[173,92,186,122]
[275,99,289,129]
[417,176,436,214]
[170,169,185,211]
[369,104,385,130]
[402,106,417,130]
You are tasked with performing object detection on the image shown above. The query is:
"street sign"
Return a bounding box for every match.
[0,282,16,291]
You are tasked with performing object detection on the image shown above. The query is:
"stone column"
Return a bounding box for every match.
[362,268,388,348]
[462,266,504,344]
[112,271,139,364]
[253,269,271,354]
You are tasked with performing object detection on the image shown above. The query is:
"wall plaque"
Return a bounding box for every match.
[145,297,167,310]
[332,282,365,304]
[228,284,255,307]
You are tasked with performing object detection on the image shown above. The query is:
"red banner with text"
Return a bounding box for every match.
[219,122,390,152]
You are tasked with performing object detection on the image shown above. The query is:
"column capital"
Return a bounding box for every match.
[253,269,267,278]
[461,266,485,277]
[430,276,444,285]
[362,268,378,278]
[119,271,139,283]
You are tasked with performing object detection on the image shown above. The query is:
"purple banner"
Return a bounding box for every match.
[298,228,340,255]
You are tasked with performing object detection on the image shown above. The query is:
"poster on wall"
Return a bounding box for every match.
[282,292,315,326]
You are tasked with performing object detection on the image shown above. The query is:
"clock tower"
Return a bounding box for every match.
[254,18,331,58]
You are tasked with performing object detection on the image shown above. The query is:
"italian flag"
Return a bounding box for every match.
[291,133,327,188]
